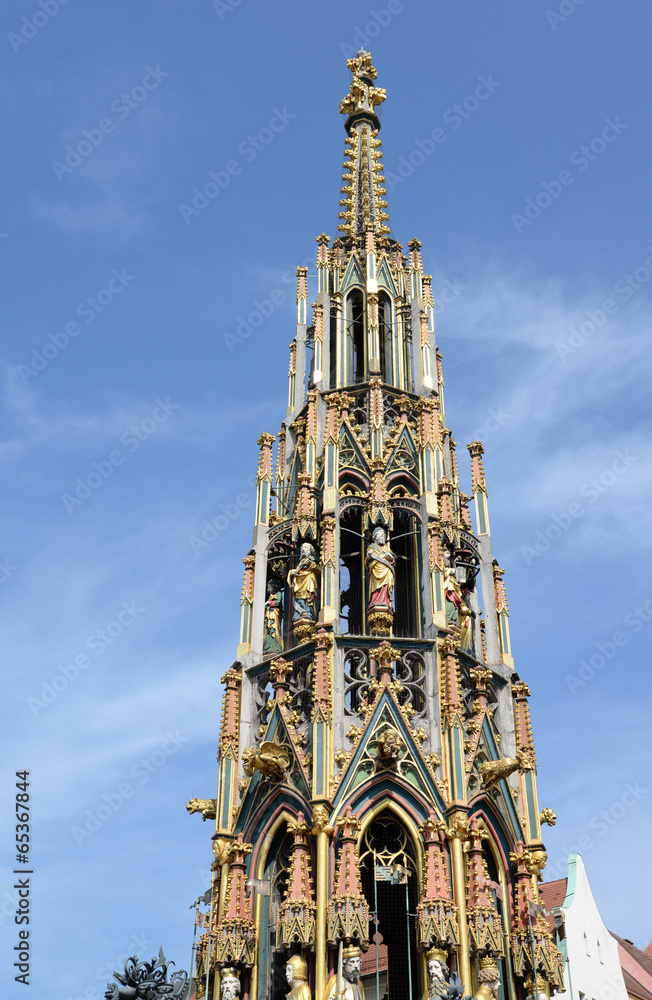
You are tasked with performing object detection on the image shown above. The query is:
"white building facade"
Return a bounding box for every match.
[541,854,628,1000]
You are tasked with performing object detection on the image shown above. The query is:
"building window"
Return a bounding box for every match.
[583,933,590,956]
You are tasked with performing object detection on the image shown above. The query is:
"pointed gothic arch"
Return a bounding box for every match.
[251,808,312,1000]
[355,804,426,1000]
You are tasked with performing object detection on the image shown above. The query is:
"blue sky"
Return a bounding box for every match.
[1,1,651,996]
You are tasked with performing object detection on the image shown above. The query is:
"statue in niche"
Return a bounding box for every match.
[263,578,283,653]
[285,954,311,1000]
[422,947,451,999]
[443,568,474,649]
[289,542,319,620]
[473,959,501,999]
[220,969,241,1000]
[365,526,396,610]
[324,945,365,1000]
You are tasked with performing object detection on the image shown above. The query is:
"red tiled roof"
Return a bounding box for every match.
[613,934,652,998]
[539,878,568,912]
[613,935,652,982]
[539,877,568,934]
[622,967,652,1000]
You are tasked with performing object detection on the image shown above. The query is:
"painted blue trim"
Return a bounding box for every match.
[563,853,579,908]
[377,257,398,295]
[331,688,446,813]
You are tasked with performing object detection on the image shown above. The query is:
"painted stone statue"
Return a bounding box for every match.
[263,578,283,653]
[220,968,241,1000]
[289,542,319,620]
[473,959,501,999]
[324,945,365,1000]
[365,526,395,609]
[285,953,311,1000]
[421,947,451,999]
[444,569,473,649]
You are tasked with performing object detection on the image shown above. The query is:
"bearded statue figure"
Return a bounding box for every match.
[324,945,365,1000]
[421,947,450,1000]
[474,958,501,1000]
[220,969,241,1000]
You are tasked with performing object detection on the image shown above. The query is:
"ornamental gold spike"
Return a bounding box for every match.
[337,50,390,236]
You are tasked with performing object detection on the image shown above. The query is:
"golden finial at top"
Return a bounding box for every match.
[339,49,386,119]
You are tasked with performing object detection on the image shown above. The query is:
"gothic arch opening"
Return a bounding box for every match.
[329,303,337,388]
[481,840,510,1000]
[339,504,365,635]
[378,292,392,384]
[358,815,421,1000]
[255,825,294,1000]
[391,508,422,639]
[347,289,366,384]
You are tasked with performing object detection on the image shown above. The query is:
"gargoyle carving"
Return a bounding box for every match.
[479,747,534,790]
[375,728,405,766]
[540,807,557,827]
[186,798,217,821]
[242,741,290,780]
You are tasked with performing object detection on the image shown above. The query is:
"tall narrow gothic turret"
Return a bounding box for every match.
[188,52,563,1000]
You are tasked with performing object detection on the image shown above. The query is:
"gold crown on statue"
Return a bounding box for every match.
[286,954,308,980]
[221,968,239,979]
[425,947,448,962]
[480,957,499,970]
[342,945,361,959]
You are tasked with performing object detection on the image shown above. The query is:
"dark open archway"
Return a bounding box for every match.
[358,814,421,1000]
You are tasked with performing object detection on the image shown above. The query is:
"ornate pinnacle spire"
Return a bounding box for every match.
[338,50,390,237]
[277,813,316,951]
[327,807,371,948]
